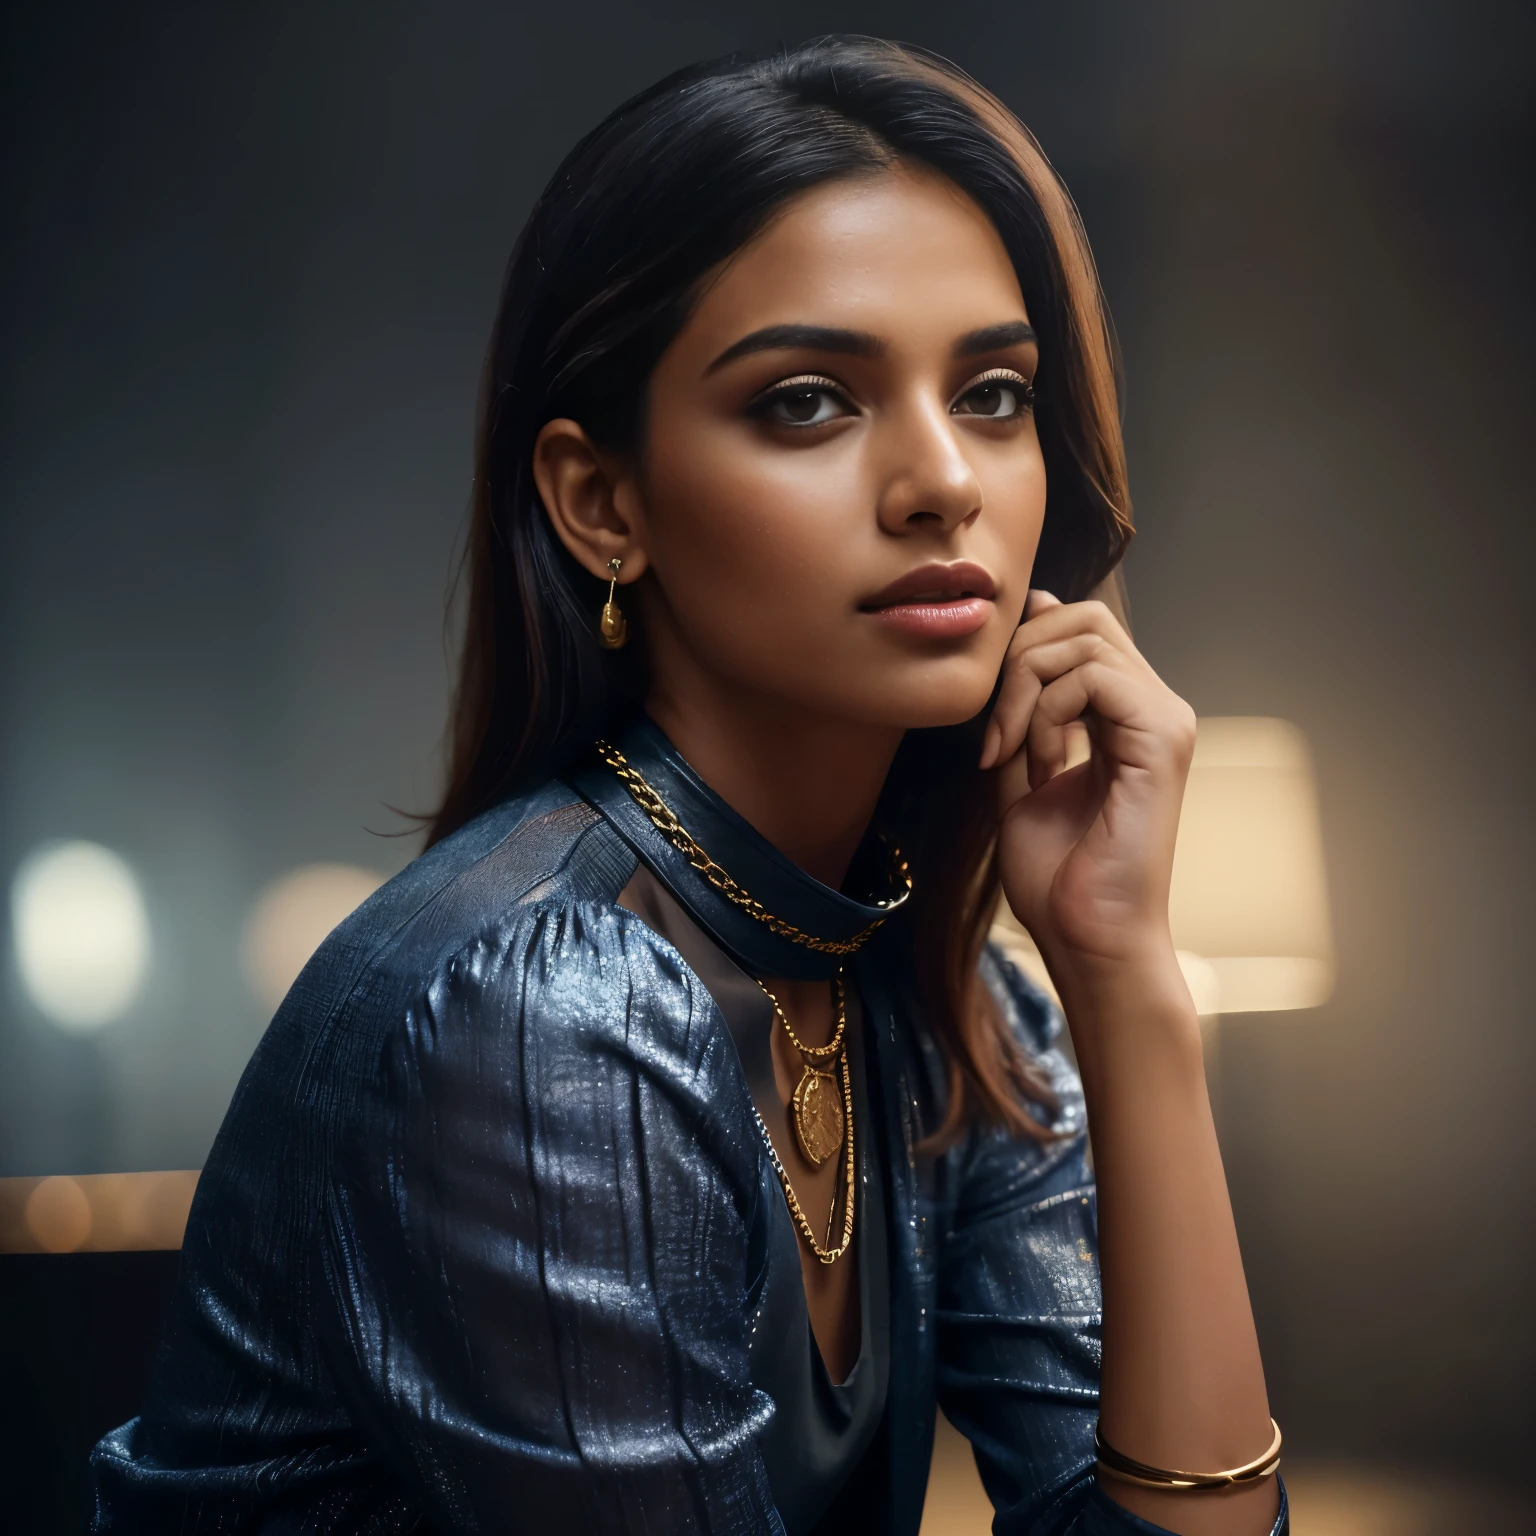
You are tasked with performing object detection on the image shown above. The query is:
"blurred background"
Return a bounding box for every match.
[2,0,1532,1530]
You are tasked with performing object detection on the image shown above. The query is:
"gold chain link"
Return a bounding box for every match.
[756,973,855,1261]
[752,1046,856,1265]
[758,973,845,1063]
[593,738,861,1263]
[593,740,911,956]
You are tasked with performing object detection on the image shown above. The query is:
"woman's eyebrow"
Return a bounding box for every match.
[705,324,885,374]
[703,319,1037,375]
[954,321,1037,356]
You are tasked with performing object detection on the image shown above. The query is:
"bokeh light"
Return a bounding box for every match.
[24,1175,93,1252]
[241,863,386,1012]
[10,840,151,1032]
[0,1170,200,1253]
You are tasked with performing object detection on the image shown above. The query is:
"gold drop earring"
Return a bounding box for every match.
[599,557,628,650]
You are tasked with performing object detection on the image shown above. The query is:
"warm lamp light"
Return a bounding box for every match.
[241,863,386,1012]
[0,1170,200,1253]
[989,716,1333,1019]
[1169,717,1333,1014]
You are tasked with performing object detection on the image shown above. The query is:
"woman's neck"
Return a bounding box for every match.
[644,676,903,891]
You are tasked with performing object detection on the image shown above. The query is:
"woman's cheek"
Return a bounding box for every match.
[653,442,867,604]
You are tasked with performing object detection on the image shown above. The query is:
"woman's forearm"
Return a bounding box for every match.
[1059,948,1280,1536]
[985,593,1280,1531]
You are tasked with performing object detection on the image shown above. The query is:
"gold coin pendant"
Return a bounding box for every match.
[792,1065,845,1167]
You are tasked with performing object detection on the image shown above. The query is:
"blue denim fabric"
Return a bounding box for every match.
[90,718,1285,1535]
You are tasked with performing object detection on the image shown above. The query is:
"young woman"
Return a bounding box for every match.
[93,37,1286,1536]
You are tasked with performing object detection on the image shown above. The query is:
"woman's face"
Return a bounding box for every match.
[633,165,1046,732]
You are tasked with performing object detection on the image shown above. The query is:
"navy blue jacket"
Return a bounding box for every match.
[91,718,1286,1535]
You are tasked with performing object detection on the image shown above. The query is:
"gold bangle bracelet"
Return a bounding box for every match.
[1094,1418,1283,1491]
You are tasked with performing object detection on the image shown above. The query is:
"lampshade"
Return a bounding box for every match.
[988,716,1333,1017]
[1168,716,1333,1013]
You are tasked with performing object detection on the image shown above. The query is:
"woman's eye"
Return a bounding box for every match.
[953,376,1034,419]
[756,383,850,427]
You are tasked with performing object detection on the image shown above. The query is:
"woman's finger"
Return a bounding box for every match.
[1025,669,1094,788]
[1013,594,1137,662]
[1013,629,1122,687]
[993,728,1036,809]
[1027,657,1181,785]
[1023,587,1063,621]
[995,636,1117,780]
[979,633,1043,769]
[982,593,1142,771]
[980,591,1070,770]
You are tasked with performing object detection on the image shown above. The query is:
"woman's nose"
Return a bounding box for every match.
[873,400,982,535]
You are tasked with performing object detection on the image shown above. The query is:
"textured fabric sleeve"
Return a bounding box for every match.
[935,949,1287,1536]
[317,900,783,1535]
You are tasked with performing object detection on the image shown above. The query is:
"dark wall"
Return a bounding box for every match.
[3,0,1531,1479]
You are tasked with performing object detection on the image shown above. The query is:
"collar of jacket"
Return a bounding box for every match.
[566,714,908,981]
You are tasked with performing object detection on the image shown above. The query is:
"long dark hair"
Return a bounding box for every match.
[428,36,1133,1142]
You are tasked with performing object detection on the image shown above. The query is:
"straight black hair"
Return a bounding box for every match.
[430,35,1133,1141]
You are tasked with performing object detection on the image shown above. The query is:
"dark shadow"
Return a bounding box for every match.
[0,1251,181,1536]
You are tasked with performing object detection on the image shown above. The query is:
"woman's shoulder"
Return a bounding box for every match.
[310,780,631,996]
[258,778,720,1080]
[177,782,757,1382]
[197,776,748,1216]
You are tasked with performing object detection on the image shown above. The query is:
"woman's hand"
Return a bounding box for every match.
[983,594,1281,1535]
[981,590,1197,1001]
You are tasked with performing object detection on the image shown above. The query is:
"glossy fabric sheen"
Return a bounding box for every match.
[90,720,1288,1535]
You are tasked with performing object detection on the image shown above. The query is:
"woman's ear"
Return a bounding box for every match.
[532,418,649,582]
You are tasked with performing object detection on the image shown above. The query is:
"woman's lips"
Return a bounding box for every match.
[865,596,993,639]
[861,561,997,639]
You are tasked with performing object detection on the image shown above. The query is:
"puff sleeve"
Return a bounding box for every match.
[317,901,782,1535]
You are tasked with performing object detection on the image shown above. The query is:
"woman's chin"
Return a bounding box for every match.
[898,701,992,732]
[843,669,999,733]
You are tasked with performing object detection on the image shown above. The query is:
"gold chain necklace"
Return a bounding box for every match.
[593,737,862,1264]
[593,740,912,956]
[758,973,847,1167]
[751,995,857,1269]
[754,1096,855,1265]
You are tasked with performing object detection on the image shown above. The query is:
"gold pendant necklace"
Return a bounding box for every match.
[758,973,848,1168]
[753,969,857,1265]
[591,740,869,1264]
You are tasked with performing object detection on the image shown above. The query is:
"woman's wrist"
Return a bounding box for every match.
[1042,938,1204,1076]
[1040,930,1190,1016]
